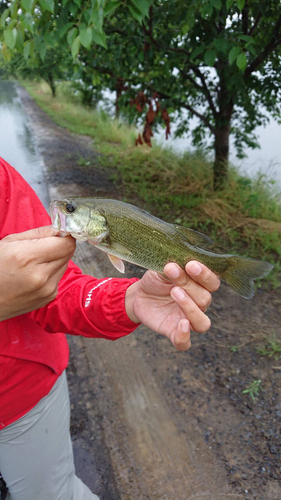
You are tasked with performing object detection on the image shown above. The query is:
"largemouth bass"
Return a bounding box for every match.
[50,197,273,299]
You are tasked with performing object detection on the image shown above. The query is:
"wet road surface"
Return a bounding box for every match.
[0,81,50,209]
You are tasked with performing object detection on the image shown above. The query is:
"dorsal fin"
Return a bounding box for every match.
[173,224,214,248]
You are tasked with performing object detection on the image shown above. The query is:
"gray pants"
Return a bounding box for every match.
[0,371,100,500]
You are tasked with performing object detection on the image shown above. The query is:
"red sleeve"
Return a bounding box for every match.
[0,157,140,340]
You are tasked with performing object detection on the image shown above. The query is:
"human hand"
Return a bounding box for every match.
[125,261,220,351]
[0,226,76,321]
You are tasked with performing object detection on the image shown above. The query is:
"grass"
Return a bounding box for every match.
[22,79,281,290]
[256,333,281,361]
[242,379,262,402]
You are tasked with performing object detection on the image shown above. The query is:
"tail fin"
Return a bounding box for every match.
[221,257,273,299]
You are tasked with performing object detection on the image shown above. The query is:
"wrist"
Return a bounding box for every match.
[125,281,141,324]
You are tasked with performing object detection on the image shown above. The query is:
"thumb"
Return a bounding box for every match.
[3,225,59,242]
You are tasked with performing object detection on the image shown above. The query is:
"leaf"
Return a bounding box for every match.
[21,0,34,13]
[80,27,92,49]
[226,0,234,9]
[92,28,107,48]
[214,38,229,54]
[58,22,73,39]
[39,0,54,13]
[128,4,143,24]
[1,43,11,62]
[39,40,47,60]
[23,40,31,59]
[1,9,10,28]
[236,52,247,71]
[204,49,216,66]
[4,28,17,50]
[190,45,205,60]
[91,8,103,32]
[71,35,80,58]
[131,0,149,17]
[209,0,222,9]
[237,0,245,10]
[228,46,241,64]
[15,29,24,51]
[238,34,254,43]
[67,27,77,46]
[23,12,34,32]
[202,3,213,16]
[181,23,189,35]
[104,1,120,16]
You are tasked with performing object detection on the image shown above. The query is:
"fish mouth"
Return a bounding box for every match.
[50,201,70,236]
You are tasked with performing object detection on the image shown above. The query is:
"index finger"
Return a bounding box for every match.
[185,261,220,293]
[3,225,59,242]
[36,235,76,263]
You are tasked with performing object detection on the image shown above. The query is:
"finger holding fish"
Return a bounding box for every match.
[170,286,211,333]
[164,262,218,312]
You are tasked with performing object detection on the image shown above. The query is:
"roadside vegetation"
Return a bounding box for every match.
[23,80,281,290]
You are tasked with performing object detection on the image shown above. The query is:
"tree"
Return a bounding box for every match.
[97,0,281,188]
[2,1,281,188]
[2,45,71,97]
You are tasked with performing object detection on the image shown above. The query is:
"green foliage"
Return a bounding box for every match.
[256,333,281,361]
[0,0,150,59]
[1,1,281,187]
[2,46,72,96]
[242,379,262,401]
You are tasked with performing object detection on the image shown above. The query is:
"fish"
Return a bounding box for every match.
[50,197,273,299]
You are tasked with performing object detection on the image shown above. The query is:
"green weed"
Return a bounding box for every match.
[256,333,281,361]
[242,379,262,401]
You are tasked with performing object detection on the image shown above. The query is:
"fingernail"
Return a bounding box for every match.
[188,262,201,275]
[167,266,180,279]
[182,320,190,332]
[172,287,185,301]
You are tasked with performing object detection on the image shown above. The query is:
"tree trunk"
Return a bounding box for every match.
[213,125,230,190]
[213,69,234,189]
[115,77,124,119]
[47,74,56,98]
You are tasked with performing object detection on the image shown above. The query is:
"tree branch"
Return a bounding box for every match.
[153,87,215,133]
[142,19,218,119]
[245,14,281,78]
[248,11,262,36]
[242,0,249,35]
[179,67,218,119]
[181,103,216,133]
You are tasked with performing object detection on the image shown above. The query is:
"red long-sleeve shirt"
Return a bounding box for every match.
[0,158,139,429]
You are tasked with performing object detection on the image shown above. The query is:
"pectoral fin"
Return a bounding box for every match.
[107,254,125,273]
[110,241,132,255]
[87,230,109,245]
[173,224,214,248]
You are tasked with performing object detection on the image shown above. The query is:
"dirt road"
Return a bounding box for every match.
[18,85,281,500]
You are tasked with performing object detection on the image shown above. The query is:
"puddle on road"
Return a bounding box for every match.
[0,80,49,210]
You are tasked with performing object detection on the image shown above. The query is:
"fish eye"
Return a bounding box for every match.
[65,203,75,213]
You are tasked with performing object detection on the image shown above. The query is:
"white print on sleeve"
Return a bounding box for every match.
[84,278,113,308]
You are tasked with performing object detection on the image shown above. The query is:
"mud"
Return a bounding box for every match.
[18,85,281,500]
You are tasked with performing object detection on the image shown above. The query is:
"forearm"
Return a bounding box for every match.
[29,263,140,340]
